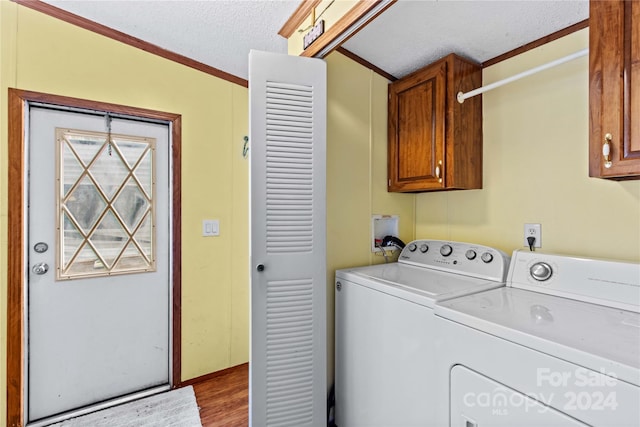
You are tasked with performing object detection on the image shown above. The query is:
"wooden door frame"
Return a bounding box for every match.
[6,88,183,427]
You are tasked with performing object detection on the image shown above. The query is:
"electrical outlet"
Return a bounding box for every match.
[524,223,542,248]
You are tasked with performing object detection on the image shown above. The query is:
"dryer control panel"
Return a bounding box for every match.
[507,250,640,313]
[399,240,510,282]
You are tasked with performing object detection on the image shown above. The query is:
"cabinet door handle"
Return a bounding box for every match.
[603,133,613,169]
[435,160,443,183]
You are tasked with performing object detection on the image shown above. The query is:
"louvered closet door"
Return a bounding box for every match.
[249,50,326,427]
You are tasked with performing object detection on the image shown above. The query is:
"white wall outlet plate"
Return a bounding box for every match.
[524,223,541,248]
[203,219,220,237]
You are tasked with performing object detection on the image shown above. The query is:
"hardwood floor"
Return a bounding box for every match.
[189,363,249,426]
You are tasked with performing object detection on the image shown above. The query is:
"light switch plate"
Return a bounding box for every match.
[202,219,220,237]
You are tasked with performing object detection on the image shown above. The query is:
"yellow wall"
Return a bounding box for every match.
[3,2,638,424]
[416,28,640,262]
[325,51,415,380]
[0,3,250,421]
[0,1,17,424]
[0,3,415,422]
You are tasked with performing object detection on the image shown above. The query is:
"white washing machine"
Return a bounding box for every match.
[434,250,640,427]
[334,239,510,427]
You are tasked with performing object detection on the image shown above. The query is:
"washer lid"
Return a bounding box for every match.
[435,287,640,386]
[336,263,504,308]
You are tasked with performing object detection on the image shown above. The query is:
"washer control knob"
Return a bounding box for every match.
[530,262,553,281]
[419,244,429,253]
[465,250,477,260]
[440,244,453,257]
[481,252,494,263]
[408,243,417,252]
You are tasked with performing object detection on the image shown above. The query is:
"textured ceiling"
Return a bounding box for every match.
[41,0,589,82]
[343,0,589,78]
[41,0,301,81]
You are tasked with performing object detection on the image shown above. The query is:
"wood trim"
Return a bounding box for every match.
[180,363,249,388]
[301,0,396,58]
[11,0,248,88]
[278,0,322,38]
[6,89,183,426]
[7,89,26,427]
[482,19,589,67]
[171,115,183,388]
[336,47,397,81]
[622,0,634,161]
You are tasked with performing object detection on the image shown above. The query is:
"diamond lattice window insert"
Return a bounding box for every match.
[57,128,156,279]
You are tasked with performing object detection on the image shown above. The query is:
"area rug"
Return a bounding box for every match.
[50,386,202,427]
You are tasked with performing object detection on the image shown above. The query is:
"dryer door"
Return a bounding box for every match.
[450,365,588,427]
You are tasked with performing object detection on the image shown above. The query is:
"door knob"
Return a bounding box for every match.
[256,264,265,272]
[32,262,49,275]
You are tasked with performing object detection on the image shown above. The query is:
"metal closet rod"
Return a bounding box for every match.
[457,48,589,104]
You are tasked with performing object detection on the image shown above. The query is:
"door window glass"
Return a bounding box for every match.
[56,128,156,279]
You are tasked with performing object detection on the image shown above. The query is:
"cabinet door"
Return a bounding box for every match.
[590,0,640,178]
[388,61,446,191]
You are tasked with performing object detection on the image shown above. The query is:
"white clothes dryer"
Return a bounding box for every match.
[434,250,640,427]
[334,240,510,427]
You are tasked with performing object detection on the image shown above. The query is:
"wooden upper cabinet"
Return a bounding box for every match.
[589,0,640,179]
[388,53,482,192]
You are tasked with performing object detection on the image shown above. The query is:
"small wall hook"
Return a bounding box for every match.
[242,136,249,159]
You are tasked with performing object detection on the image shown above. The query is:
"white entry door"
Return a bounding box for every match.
[27,105,171,424]
[249,50,327,426]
